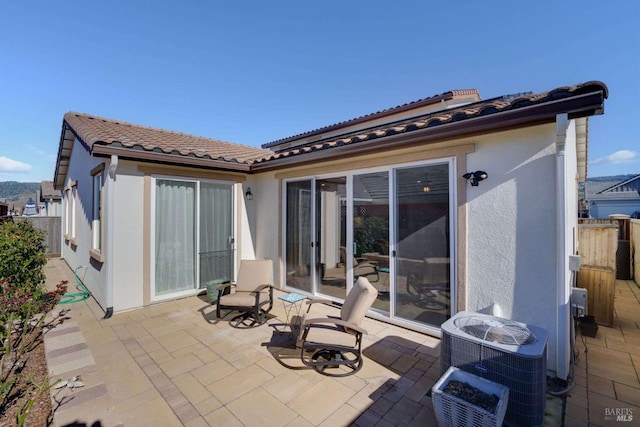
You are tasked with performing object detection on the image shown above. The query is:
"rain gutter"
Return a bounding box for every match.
[104,154,118,319]
[555,113,571,380]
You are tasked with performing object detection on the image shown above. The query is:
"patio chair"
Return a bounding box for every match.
[339,246,378,280]
[298,276,378,376]
[216,259,274,328]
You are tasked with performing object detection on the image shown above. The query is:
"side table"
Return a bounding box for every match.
[277,292,307,336]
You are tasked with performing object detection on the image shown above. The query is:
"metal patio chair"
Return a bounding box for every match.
[299,276,378,376]
[216,259,274,328]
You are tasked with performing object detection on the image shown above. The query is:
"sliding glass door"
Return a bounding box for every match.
[154,178,234,299]
[353,172,390,313]
[283,160,453,330]
[283,177,348,298]
[199,182,234,288]
[394,163,451,326]
[316,177,347,300]
[155,179,197,296]
[285,181,312,292]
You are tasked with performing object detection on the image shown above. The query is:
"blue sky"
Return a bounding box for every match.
[1,1,638,182]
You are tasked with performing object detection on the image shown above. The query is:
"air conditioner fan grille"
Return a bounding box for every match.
[455,316,537,345]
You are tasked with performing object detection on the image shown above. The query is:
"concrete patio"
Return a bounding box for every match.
[564,278,640,426]
[42,258,640,426]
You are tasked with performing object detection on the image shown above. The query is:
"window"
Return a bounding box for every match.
[64,188,70,236]
[91,165,105,259]
[64,182,77,243]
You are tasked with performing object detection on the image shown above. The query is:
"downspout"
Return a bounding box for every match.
[104,155,118,319]
[555,113,573,383]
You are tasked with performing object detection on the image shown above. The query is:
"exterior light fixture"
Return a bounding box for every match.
[463,171,488,186]
[245,187,253,200]
[418,178,430,193]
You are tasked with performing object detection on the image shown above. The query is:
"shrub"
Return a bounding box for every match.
[0,219,67,422]
[0,220,47,290]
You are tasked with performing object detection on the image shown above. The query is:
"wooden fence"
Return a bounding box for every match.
[579,218,630,240]
[576,218,640,326]
[632,219,640,285]
[577,223,617,326]
[14,216,62,256]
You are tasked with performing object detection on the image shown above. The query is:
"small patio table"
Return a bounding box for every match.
[278,292,307,327]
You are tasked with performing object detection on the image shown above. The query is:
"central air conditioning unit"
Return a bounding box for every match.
[440,311,548,427]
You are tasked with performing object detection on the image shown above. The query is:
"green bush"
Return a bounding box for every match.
[0,219,67,422]
[0,220,47,290]
[354,215,389,255]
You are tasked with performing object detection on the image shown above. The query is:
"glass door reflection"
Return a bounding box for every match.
[353,171,390,313]
[316,177,347,300]
[285,180,312,293]
[394,164,451,326]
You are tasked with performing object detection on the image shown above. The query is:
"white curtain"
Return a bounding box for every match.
[155,179,196,295]
[199,183,233,286]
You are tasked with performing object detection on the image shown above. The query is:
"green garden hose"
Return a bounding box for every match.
[58,266,91,305]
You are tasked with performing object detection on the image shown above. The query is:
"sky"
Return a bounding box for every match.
[0,1,639,183]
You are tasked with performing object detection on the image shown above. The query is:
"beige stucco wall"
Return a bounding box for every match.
[247,171,282,284]
[467,121,579,377]
[253,122,573,375]
[61,118,578,376]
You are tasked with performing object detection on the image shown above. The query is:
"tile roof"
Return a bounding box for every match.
[262,89,481,149]
[63,112,273,165]
[597,173,640,193]
[585,180,620,198]
[56,81,607,182]
[251,81,608,168]
[40,181,61,200]
[588,174,640,200]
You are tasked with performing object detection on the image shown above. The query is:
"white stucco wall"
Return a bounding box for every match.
[465,124,561,372]
[252,171,282,286]
[111,161,145,311]
[559,118,578,379]
[61,138,109,309]
[239,176,257,262]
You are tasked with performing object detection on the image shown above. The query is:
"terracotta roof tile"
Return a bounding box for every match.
[40,181,60,200]
[64,113,273,164]
[58,81,607,176]
[253,81,608,165]
[262,89,482,148]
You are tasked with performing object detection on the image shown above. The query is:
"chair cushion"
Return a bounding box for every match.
[304,324,358,348]
[219,291,270,307]
[235,259,273,292]
[341,277,378,325]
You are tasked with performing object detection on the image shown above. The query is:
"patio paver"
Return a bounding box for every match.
[42,258,640,426]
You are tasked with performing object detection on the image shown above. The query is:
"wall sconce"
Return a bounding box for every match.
[245,187,253,200]
[463,171,488,186]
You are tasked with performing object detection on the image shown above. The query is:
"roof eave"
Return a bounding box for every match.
[251,89,606,173]
[91,144,252,172]
[261,92,463,149]
[598,173,640,193]
[53,122,84,190]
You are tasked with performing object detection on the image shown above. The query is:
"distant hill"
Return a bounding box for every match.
[0,181,40,202]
